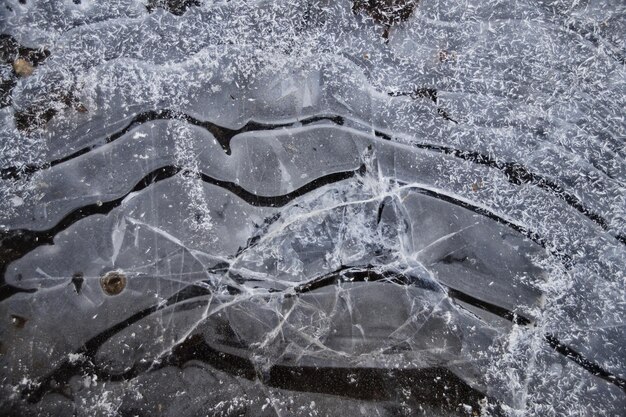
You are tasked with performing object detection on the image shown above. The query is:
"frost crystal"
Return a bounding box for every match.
[1,1,625,416]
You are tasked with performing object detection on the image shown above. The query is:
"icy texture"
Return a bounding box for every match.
[0,1,625,416]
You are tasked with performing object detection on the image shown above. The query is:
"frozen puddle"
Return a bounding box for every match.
[1,1,625,416]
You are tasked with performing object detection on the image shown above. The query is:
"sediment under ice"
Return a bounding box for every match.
[0,1,625,416]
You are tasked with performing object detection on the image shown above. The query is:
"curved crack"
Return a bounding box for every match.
[19,268,507,412]
[377,134,625,245]
[291,266,532,325]
[545,334,626,392]
[1,110,345,180]
[1,162,575,302]
[20,266,625,407]
[1,111,620,246]
[0,165,364,300]
[396,182,572,265]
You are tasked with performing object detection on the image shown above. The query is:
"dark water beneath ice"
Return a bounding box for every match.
[0,1,625,416]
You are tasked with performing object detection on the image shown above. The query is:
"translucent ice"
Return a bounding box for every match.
[1,1,625,416]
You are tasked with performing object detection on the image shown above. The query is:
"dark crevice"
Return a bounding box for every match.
[228,169,551,262]
[376,197,387,224]
[0,166,181,301]
[0,284,36,301]
[352,0,419,41]
[397,182,572,265]
[28,329,498,415]
[1,110,344,180]
[544,334,626,393]
[292,266,439,295]
[1,110,618,246]
[292,266,532,325]
[0,162,572,303]
[446,288,532,326]
[200,164,364,207]
[388,87,459,123]
[146,0,202,16]
[0,158,590,306]
[20,265,623,407]
[437,107,458,123]
[376,136,623,245]
[234,212,283,257]
[1,124,621,398]
[0,165,363,300]
[440,253,469,264]
[389,87,437,103]
[23,282,215,403]
[21,274,495,414]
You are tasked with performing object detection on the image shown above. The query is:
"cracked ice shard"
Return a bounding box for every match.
[1,1,625,416]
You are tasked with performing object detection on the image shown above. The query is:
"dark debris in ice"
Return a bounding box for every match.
[146,0,201,16]
[0,1,625,416]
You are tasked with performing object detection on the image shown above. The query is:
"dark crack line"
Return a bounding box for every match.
[388,88,459,123]
[0,165,363,300]
[292,266,532,325]
[446,288,532,326]
[23,282,215,403]
[198,164,364,207]
[376,136,624,245]
[228,177,571,266]
[292,266,442,296]
[175,273,626,395]
[21,274,495,413]
[0,166,181,300]
[0,283,36,300]
[545,334,626,393]
[2,162,571,302]
[395,182,572,265]
[2,110,619,246]
[1,110,345,180]
[21,266,624,407]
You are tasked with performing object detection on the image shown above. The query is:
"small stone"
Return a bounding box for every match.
[13,58,33,77]
[100,271,127,296]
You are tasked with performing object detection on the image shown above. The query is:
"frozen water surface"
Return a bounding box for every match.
[0,0,625,416]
